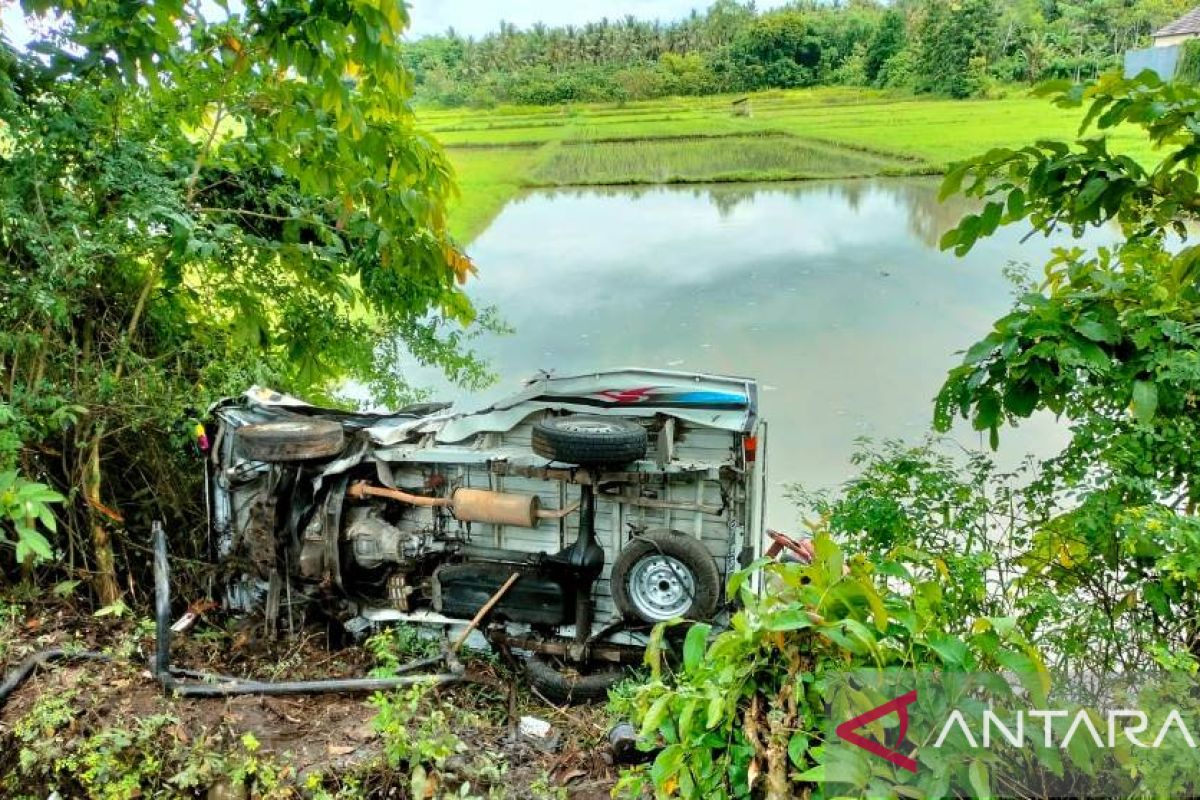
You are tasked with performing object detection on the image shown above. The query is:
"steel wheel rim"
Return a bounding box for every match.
[557,419,625,434]
[627,555,695,621]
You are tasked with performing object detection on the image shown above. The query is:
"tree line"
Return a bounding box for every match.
[406,0,1195,105]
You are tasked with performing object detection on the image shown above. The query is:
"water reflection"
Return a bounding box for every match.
[531,178,979,249]
[407,179,1120,527]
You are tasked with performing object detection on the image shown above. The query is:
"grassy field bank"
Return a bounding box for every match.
[433,86,1156,242]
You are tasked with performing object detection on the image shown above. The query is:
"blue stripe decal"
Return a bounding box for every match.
[671,391,746,406]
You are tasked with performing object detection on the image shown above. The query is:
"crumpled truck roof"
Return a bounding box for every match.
[236,367,758,448]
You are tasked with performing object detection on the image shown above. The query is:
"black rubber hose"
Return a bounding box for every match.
[0,524,173,708]
[0,648,112,707]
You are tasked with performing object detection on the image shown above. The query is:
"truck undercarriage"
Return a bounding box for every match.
[205,369,766,701]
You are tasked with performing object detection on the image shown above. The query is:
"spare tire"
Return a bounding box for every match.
[524,652,628,705]
[532,415,647,467]
[236,418,344,462]
[611,529,721,625]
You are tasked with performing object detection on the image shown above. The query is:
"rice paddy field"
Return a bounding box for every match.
[427,86,1159,242]
[528,134,916,185]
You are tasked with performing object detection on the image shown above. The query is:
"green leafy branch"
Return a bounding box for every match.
[0,470,63,563]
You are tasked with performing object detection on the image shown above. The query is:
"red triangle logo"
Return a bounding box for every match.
[835,689,919,773]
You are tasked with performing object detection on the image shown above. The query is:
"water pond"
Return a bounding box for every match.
[410,179,1118,527]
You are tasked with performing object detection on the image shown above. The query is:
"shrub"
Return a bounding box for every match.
[611,533,1045,798]
[876,48,918,89]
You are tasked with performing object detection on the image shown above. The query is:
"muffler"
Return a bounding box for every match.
[347,481,577,528]
[452,488,540,527]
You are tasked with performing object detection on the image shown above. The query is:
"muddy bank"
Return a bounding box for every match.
[0,606,618,798]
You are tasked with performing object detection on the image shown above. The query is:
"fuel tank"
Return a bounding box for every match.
[432,563,569,625]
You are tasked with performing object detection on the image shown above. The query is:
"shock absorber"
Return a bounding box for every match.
[568,482,605,645]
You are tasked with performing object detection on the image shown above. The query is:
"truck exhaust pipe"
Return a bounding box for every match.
[347,481,578,528]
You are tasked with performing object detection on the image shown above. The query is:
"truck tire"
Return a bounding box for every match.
[236,418,344,462]
[531,415,647,467]
[612,530,720,624]
[524,653,628,705]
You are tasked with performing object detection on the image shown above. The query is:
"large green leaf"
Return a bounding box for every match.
[683,623,712,673]
[1131,380,1158,423]
[968,760,991,800]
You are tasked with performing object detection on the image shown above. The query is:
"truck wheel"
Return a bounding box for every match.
[531,415,647,467]
[612,530,720,624]
[524,653,628,705]
[236,418,344,462]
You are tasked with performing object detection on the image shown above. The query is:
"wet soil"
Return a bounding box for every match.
[0,603,619,798]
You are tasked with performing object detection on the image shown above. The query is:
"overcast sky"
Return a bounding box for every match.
[0,1,794,46]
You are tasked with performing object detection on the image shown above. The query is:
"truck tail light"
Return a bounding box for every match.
[743,435,758,463]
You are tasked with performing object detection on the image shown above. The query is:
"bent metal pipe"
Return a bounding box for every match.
[346,481,578,528]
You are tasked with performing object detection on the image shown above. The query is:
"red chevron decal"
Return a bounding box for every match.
[835,689,919,773]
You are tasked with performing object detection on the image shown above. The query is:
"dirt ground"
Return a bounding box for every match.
[0,602,621,799]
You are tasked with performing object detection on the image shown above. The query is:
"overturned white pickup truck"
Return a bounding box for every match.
[208,368,767,701]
